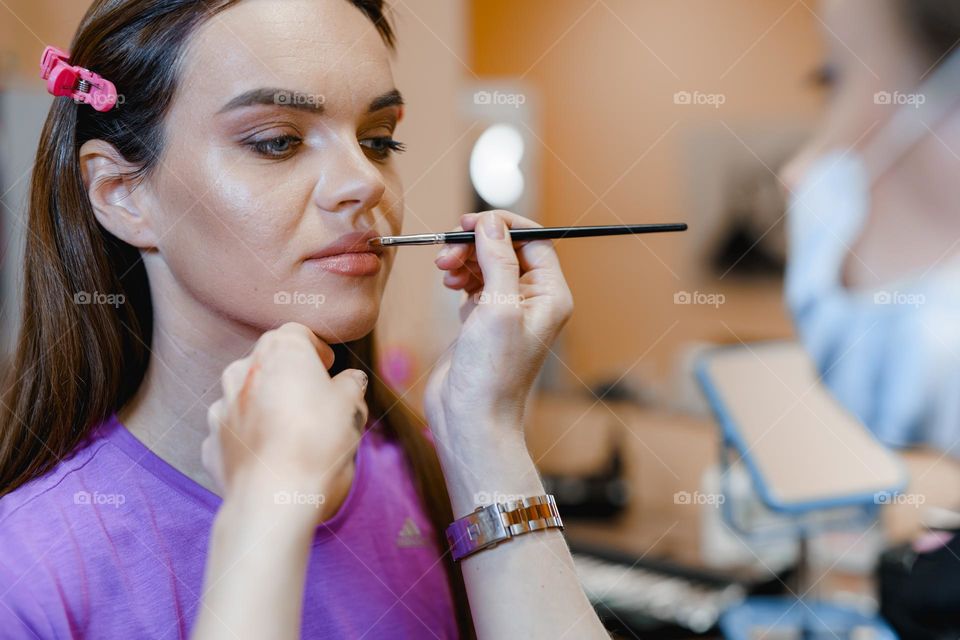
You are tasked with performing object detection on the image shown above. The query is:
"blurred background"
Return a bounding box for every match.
[5,1,960,638]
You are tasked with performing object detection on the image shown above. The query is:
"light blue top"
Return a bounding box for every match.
[785,150,960,455]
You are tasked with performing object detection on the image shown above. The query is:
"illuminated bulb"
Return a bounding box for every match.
[469,123,525,208]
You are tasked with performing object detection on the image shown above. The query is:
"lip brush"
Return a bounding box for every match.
[368,223,688,248]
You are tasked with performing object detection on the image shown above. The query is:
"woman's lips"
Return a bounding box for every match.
[306,252,382,276]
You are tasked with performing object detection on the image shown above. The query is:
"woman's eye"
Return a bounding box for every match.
[810,62,836,90]
[360,136,407,161]
[247,135,303,159]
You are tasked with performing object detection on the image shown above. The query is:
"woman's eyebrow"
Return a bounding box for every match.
[217,88,326,114]
[368,88,404,112]
[216,88,404,115]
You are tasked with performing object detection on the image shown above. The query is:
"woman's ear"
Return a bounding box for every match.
[79,139,159,249]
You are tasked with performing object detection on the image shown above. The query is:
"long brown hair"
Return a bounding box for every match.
[0,0,473,636]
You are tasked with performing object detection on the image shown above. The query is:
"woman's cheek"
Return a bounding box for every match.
[152,189,295,323]
[383,172,404,234]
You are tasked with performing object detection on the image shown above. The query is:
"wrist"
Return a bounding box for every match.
[433,408,525,451]
[221,469,330,526]
[432,421,544,517]
[212,496,317,569]
[436,389,526,435]
[443,405,525,431]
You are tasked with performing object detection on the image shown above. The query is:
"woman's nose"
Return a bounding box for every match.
[313,143,386,216]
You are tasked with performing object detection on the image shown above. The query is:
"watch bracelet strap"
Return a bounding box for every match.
[445,494,563,562]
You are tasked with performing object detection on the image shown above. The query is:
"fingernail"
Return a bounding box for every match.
[435,247,452,262]
[357,371,368,392]
[482,212,504,239]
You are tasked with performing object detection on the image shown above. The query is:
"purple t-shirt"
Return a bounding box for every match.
[0,414,457,639]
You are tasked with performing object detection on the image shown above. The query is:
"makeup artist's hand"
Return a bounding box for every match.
[202,322,369,523]
[424,210,573,444]
[423,213,608,640]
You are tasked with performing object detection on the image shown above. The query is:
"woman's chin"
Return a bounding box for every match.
[255,287,382,342]
[312,323,375,345]
[294,308,379,344]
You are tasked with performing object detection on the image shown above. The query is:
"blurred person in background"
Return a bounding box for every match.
[782,0,960,457]
[781,2,960,636]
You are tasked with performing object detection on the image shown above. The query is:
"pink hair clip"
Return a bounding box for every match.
[40,46,118,113]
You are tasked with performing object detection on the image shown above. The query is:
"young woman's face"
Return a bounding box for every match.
[144,0,403,343]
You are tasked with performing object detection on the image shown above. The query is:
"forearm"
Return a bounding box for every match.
[435,422,609,640]
[193,483,317,640]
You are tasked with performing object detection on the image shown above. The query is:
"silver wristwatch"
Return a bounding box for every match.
[445,494,563,561]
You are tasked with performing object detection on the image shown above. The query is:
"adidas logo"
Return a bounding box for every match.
[396,517,427,548]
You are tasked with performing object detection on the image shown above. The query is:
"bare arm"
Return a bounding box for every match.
[428,210,609,639]
[437,428,610,639]
[191,323,368,640]
[193,480,318,640]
